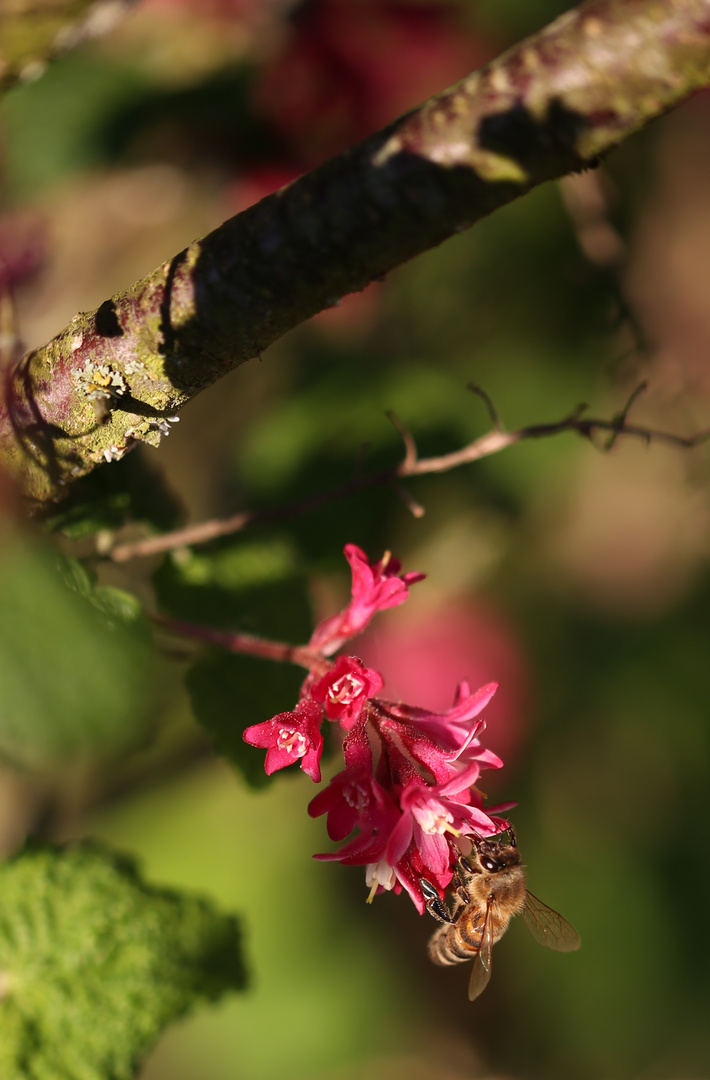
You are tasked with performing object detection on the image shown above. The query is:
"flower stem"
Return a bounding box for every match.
[152,614,331,674]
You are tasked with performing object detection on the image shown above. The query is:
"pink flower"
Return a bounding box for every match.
[311,777,401,866]
[395,680,499,750]
[238,540,515,914]
[345,544,425,622]
[243,700,324,782]
[309,544,424,654]
[392,847,453,914]
[369,707,498,796]
[383,680,504,783]
[308,763,394,841]
[385,771,501,877]
[310,655,384,729]
[365,841,456,913]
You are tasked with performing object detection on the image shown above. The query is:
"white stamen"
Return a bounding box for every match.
[327,673,364,705]
[365,860,397,897]
[277,727,307,758]
[343,782,369,811]
[414,800,455,835]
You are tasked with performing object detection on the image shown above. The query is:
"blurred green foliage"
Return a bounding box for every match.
[0,50,149,198]
[0,535,156,769]
[186,651,303,788]
[0,842,245,1080]
[88,761,422,1080]
[44,448,184,540]
[153,537,312,638]
[155,539,312,784]
[475,0,575,39]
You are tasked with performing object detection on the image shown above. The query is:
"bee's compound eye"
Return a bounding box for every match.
[481,857,498,872]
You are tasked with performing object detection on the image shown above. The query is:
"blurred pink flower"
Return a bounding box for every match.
[356,601,532,768]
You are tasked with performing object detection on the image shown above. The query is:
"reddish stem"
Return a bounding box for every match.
[153,614,333,676]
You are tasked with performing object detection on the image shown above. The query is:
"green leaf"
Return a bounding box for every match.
[157,538,315,786]
[60,555,145,626]
[41,448,184,540]
[154,537,312,641]
[0,533,156,769]
[186,650,305,788]
[0,842,246,1080]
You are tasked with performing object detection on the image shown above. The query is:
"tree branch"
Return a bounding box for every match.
[3,0,710,504]
[107,389,710,563]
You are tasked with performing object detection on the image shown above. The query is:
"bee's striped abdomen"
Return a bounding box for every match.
[428,909,485,966]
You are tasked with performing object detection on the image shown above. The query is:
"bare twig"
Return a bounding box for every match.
[107,396,710,563]
[559,170,626,269]
[393,483,426,519]
[386,410,418,470]
[605,380,648,449]
[467,384,504,433]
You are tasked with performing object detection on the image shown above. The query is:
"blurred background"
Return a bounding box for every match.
[2,0,710,1077]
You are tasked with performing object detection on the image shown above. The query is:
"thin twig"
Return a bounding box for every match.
[467,384,504,433]
[108,469,393,561]
[605,380,648,449]
[393,483,426,519]
[386,410,418,469]
[107,401,710,563]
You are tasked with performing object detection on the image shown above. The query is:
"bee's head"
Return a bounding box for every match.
[471,833,521,873]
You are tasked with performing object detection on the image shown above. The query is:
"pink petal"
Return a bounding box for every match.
[385,812,414,866]
[393,866,426,914]
[263,744,297,775]
[459,804,500,834]
[243,719,278,748]
[301,744,322,782]
[438,763,485,798]
[416,828,450,876]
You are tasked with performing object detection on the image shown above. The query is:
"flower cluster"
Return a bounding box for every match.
[243,544,510,912]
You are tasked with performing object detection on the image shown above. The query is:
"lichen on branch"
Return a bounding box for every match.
[3,0,710,505]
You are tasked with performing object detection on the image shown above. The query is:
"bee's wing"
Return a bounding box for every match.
[467,903,494,1002]
[522,891,581,952]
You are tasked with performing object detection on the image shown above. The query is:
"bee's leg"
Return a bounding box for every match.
[452,855,476,905]
[419,878,454,924]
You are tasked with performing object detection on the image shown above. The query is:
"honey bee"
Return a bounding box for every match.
[421,828,580,1001]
